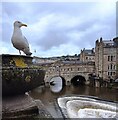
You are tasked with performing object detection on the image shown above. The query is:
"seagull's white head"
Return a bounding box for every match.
[14,21,27,28]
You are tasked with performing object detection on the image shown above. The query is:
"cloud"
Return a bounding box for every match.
[1,2,116,57]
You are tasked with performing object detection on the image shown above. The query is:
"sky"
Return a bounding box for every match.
[1,0,117,57]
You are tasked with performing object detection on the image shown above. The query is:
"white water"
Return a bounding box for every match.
[58,96,117,119]
[78,109,116,118]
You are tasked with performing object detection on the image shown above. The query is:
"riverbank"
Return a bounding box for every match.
[108,83,118,90]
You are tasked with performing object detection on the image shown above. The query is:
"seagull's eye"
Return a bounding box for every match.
[18,21,20,23]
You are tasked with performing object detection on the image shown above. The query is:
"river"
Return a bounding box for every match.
[29,85,118,118]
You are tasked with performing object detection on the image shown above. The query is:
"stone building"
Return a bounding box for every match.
[95,37,118,80]
[35,37,118,85]
[80,48,95,62]
[33,56,56,64]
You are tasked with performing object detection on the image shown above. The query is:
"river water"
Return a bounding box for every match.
[29,85,118,118]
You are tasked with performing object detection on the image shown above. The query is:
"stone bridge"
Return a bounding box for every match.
[44,60,95,86]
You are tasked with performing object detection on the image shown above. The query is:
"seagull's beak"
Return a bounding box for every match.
[21,23,27,27]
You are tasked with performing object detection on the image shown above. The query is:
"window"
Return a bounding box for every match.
[111,56,113,61]
[108,65,109,70]
[108,56,110,61]
[108,72,113,76]
[110,64,113,70]
[114,65,116,70]
[108,64,116,70]
[113,72,115,75]
[110,72,112,76]
[108,55,115,61]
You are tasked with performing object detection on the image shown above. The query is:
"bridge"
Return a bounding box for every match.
[43,60,95,86]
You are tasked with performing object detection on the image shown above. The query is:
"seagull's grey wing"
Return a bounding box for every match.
[23,36,29,46]
[22,36,32,55]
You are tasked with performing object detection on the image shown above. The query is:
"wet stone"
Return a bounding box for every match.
[2,94,53,119]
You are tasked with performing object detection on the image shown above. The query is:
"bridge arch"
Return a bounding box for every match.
[49,75,66,87]
[71,75,86,86]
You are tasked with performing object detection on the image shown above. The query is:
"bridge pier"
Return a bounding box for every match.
[95,80,101,87]
[66,80,71,86]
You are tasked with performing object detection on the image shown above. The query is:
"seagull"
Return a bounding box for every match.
[11,21,32,56]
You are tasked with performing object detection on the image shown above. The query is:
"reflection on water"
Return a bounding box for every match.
[50,76,63,93]
[29,85,117,117]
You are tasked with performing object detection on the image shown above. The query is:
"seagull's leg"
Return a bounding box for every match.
[19,50,21,55]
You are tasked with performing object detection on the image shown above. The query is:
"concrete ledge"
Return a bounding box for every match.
[2,94,53,119]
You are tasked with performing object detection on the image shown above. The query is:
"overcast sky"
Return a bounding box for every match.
[1,1,117,57]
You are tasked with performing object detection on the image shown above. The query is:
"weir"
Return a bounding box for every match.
[58,95,118,119]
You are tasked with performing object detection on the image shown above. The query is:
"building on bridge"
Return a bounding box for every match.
[80,48,95,62]
[44,60,95,86]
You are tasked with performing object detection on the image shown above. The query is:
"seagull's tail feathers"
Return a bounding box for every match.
[26,52,32,56]
[22,47,32,56]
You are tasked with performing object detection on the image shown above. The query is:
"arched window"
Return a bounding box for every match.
[108,56,110,61]
[111,56,113,61]
[110,64,113,70]
[114,65,116,70]
[108,65,109,70]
